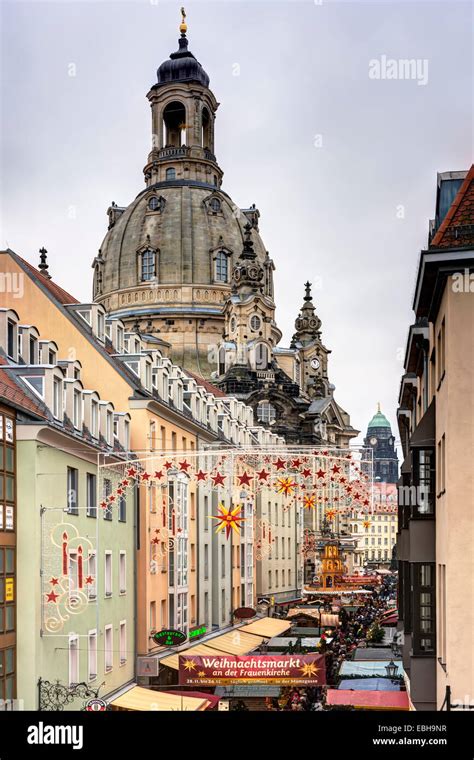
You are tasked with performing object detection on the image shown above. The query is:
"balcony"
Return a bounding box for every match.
[158,147,189,160]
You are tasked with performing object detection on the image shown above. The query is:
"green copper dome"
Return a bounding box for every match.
[368,405,391,429]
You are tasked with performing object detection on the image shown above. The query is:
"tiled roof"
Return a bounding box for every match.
[184,369,227,398]
[0,358,46,418]
[430,164,474,248]
[14,253,79,304]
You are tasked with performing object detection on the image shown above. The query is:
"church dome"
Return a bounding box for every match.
[368,407,391,429]
[96,184,268,311]
[156,34,210,89]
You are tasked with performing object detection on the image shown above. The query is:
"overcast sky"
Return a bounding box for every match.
[1,0,472,448]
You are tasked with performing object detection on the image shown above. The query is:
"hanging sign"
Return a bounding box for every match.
[179,654,326,686]
[233,607,256,620]
[153,629,187,647]
[5,577,14,602]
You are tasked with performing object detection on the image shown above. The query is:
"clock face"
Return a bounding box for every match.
[310,357,320,370]
[370,436,377,446]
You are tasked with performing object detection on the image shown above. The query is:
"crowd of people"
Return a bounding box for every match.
[262,573,397,710]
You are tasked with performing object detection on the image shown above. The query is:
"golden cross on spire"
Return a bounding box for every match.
[180,7,187,34]
[377,402,381,413]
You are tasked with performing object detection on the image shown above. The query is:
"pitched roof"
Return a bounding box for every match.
[12,251,79,304]
[184,369,227,398]
[430,164,474,248]
[0,358,46,418]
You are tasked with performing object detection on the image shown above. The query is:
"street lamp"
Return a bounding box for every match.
[385,660,399,680]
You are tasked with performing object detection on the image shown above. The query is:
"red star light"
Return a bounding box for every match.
[212,472,226,486]
[85,576,94,585]
[179,460,191,472]
[291,458,302,469]
[302,468,312,478]
[154,470,164,480]
[316,469,326,479]
[257,468,270,481]
[49,577,59,586]
[141,471,151,481]
[46,591,59,603]
[164,461,173,470]
[196,470,208,481]
[331,465,341,474]
[127,467,137,478]
[237,471,253,486]
[274,458,287,471]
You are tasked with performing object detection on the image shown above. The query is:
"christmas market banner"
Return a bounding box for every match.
[179,654,326,686]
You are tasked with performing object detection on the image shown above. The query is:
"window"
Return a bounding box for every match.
[414,448,435,515]
[250,315,261,331]
[7,320,15,359]
[124,420,130,451]
[23,375,44,399]
[97,312,105,341]
[53,377,62,419]
[106,411,113,445]
[210,197,221,213]
[119,621,127,665]
[91,400,98,438]
[73,389,82,430]
[103,479,112,521]
[204,544,209,580]
[166,168,176,180]
[150,601,156,631]
[140,248,156,282]
[88,552,97,599]
[67,467,79,514]
[257,402,276,424]
[68,635,79,687]
[221,589,225,622]
[119,551,126,594]
[104,625,113,672]
[86,474,97,517]
[105,552,112,596]
[148,196,161,211]
[119,495,126,522]
[413,563,435,654]
[268,571,272,589]
[215,251,228,282]
[88,631,97,681]
[221,545,225,578]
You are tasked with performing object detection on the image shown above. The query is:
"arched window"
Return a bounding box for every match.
[218,346,226,376]
[166,168,176,181]
[210,197,221,213]
[202,106,211,148]
[249,315,261,332]
[257,401,276,424]
[141,249,156,281]
[215,251,228,282]
[163,101,186,147]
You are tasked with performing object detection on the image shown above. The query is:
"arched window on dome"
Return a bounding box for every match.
[163,101,186,147]
[214,251,229,283]
[166,168,176,181]
[139,248,156,282]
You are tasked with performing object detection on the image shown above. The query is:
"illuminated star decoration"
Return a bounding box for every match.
[46,590,59,603]
[198,671,206,678]
[300,661,319,678]
[275,477,297,497]
[303,494,316,510]
[326,509,336,520]
[210,503,245,539]
[183,659,197,672]
[363,519,371,530]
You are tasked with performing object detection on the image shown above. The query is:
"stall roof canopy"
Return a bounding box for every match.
[327,689,409,710]
[339,660,403,678]
[215,685,282,698]
[338,678,401,691]
[205,630,264,655]
[286,609,339,627]
[111,686,210,711]
[240,618,291,637]
[354,647,396,661]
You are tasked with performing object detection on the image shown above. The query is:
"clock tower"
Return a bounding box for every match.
[364,404,399,483]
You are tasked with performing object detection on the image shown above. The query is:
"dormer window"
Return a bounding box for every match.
[53,377,62,420]
[140,249,156,282]
[210,197,221,213]
[91,400,98,438]
[166,168,176,181]
[77,310,91,325]
[7,320,16,360]
[215,251,229,283]
[73,389,82,429]
[29,335,37,364]
[117,325,124,353]
[23,375,44,399]
[97,312,105,342]
[148,195,166,213]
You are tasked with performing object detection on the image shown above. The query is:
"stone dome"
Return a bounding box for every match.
[156,34,210,89]
[96,183,269,311]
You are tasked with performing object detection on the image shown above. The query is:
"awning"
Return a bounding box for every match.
[338,678,401,691]
[167,690,220,709]
[110,685,210,711]
[410,399,435,448]
[326,689,409,711]
[339,660,403,678]
[240,617,291,637]
[381,614,398,626]
[161,644,227,671]
[204,630,264,655]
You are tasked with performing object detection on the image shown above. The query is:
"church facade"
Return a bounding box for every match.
[92,16,357,448]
